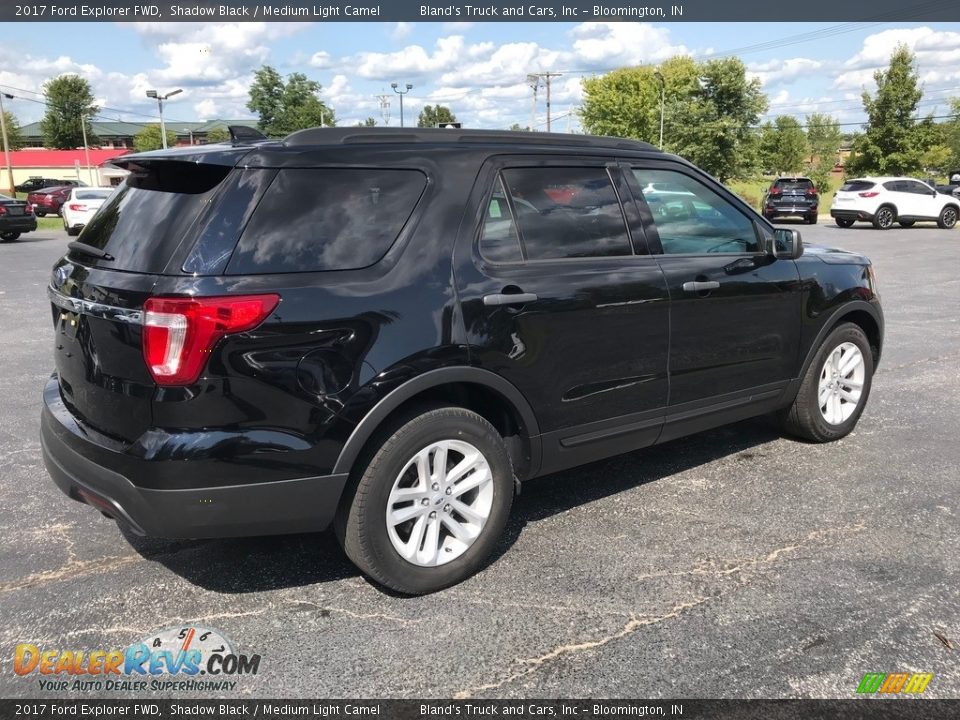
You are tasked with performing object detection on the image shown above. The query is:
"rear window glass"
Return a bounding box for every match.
[227,168,426,275]
[775,179,814,191]
[71,162,232,273]
[840,181,876,192]
[75,189,112,200]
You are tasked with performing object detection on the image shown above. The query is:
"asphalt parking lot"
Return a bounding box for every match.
[1,222,957,699]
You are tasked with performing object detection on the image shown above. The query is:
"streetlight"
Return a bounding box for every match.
[145,88,182,149]
[653,70,665,150]
[0,92,14,195]
[391,82,413,128]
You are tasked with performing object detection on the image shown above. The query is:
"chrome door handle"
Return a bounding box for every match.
[483,292,538,306]
[682,281,720,293]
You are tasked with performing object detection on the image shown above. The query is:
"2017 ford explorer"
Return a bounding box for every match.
[41,128,883,594]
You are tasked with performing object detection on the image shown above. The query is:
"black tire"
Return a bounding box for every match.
[66,224,80,237]
[835,218,855,228]
[0,231,20,242]
[937,205,958,229]
[335,406,515,595]
[806,214,818,225]
[35,211,45,218]
[898,220,915,228]
[872,206,895,229]
[780,323,874,443]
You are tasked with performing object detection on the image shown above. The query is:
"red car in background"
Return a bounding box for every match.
[27,186,73,217]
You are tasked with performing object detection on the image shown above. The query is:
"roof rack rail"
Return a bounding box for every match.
[281,126,657,152]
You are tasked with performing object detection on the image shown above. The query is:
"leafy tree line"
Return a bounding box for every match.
[580,44,960,184]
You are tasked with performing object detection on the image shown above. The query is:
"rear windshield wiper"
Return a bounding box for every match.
[68,242,114,262]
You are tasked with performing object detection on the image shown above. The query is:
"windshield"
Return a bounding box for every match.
[75,189,113,200]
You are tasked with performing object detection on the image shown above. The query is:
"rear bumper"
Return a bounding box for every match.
[831,209,873,221]
[0,216,37,233]
[41,375,348,539]
[765,204,817,217]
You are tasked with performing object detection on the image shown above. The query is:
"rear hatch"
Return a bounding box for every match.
[832,180,877,207]
[48,151,251,443]
[770,178,816,209]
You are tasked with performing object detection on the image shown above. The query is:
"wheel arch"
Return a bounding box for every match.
[332,367,542,482]
[798,301,883,382]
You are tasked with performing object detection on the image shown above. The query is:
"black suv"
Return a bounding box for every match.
[41,129,883,594]
[763,176,819,224]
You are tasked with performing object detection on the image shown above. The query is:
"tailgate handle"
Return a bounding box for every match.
[682,280,720,293]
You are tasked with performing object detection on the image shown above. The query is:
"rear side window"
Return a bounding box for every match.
[500,167,631,260]
[72,161,232,273]
[478,176,523,263]
[227,168,426,274]
[840,181,876,192]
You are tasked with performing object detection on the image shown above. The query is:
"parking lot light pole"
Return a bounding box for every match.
[391,83,413,128]
[0,92,15,196]
[145,88,182,149]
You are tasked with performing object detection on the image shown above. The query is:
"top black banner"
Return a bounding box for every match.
[3,0,959,22]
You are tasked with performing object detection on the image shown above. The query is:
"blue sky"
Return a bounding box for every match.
[3,21,960,131]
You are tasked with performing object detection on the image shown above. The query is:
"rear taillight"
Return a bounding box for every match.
[68,203,86,211]
[24,204,33,214]
[0,206,6,216]
[769,187,782,196]
[859,191,880,198]
[806,188,817,197]
[142,294,280,386]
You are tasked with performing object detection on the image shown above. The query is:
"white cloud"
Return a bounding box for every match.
[748,57,825,87]
[390,22,414,41]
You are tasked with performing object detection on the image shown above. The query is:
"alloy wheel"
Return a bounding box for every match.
[876,208,894,229]
[942,207,957,228]
[818,342,865,425]
[386,439,494,567]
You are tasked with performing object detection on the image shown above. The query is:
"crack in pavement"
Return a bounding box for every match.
[0,522,142,595]
[453,596,715,699]
[285,599,423,625]
[453,522,867,698]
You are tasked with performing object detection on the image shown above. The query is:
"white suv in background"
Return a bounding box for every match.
[61,187,114,237]
[831,177,960,230]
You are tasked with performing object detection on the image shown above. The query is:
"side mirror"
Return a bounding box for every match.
[770,228,803,259]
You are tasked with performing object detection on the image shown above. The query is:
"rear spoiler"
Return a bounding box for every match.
[228,125,267,143]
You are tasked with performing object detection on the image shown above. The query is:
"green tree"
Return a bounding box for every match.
[845,45,926,176]
[581,56,766,181]
[921,144,952,176]
[40,75,99,149]
[133,124,176,152]
[205,127,229,143]
[806,113,841,165]
[247,65,335,137]
[417,105,457,128]
[758,115,807,174]
[2,111,24,150]
[508,122,531,132]
[356,117,377,127]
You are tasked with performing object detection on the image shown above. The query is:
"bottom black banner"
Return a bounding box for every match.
[1,700,958,720]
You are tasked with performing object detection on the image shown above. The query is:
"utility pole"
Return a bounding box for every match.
[391,82,413,127]
[0,92,14,195]
[80,111,94,186]
[526,74,539,131]
[654,69,665,150]
[377,94,391,126]
[527,72,562,131]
